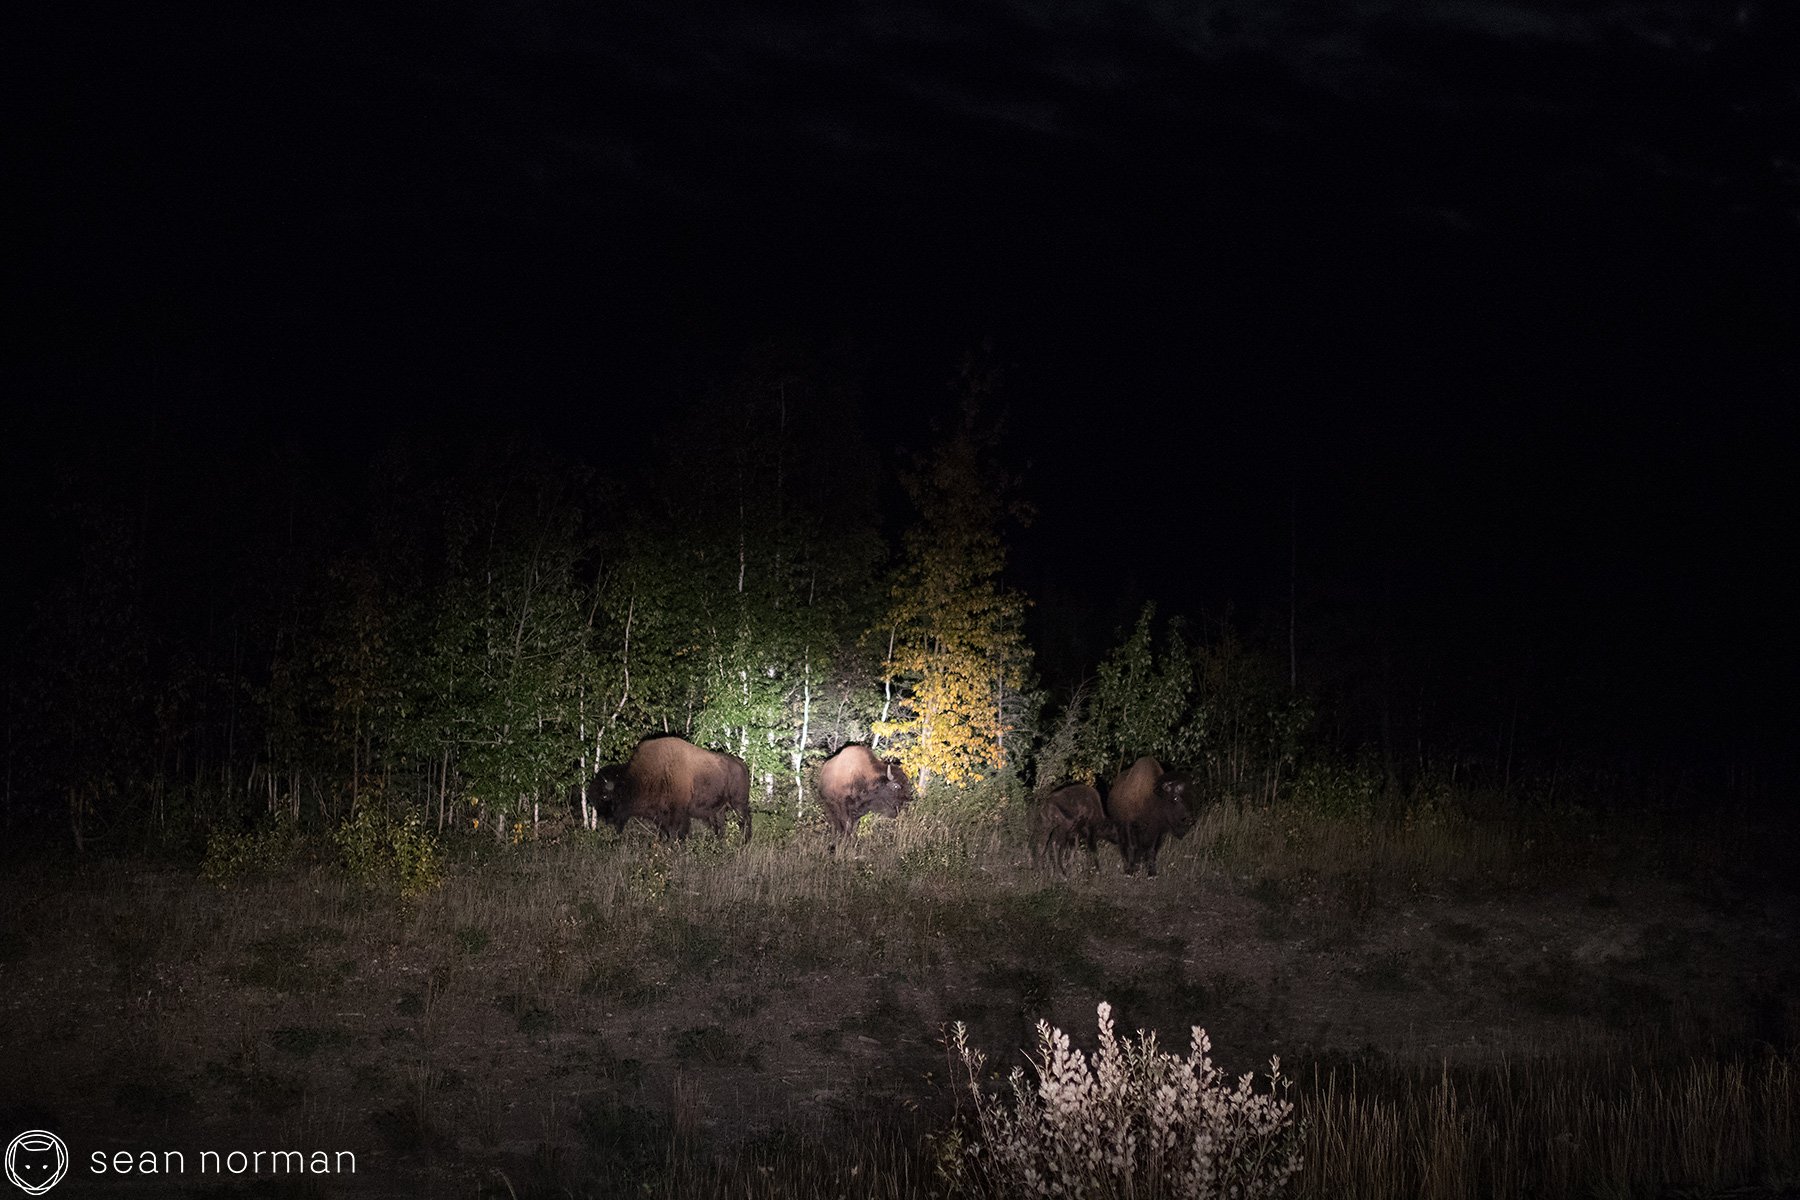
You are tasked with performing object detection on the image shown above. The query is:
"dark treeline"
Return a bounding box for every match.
[1,350,1778,854]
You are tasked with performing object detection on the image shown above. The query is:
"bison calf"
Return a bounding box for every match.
[1031,783,1117,874]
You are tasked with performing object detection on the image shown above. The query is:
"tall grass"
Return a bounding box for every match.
[1298,1050,1800,1200]
[1188,802,1523,887]
[490,1044,1800,1199]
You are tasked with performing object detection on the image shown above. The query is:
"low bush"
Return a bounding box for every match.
[200,816,306,886]
[334,805,444,900]
[1291,759,1384,820]
[944,1001,1300,1199]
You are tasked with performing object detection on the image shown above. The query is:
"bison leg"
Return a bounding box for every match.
[1144,832,1167,877]
[1120,825,1140,874]
[1035,815,1071,874]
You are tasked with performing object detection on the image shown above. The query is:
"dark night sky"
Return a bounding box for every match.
[10,0,1798,758]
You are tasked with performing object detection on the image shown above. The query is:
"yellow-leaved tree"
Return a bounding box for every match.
[872,360,1033,792]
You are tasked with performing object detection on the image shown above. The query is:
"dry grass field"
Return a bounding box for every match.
[2,789,1797,1198]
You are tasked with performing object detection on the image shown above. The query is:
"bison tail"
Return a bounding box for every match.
[737,794,753,843]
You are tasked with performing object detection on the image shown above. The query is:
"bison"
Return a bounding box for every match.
[591,736,752,842]
[814,745,912,845]
[1031,782,1118,874]
[1103,756,1198,876]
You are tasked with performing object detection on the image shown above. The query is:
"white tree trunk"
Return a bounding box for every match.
[794,657,811,817]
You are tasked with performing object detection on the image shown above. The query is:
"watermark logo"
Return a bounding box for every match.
[5,1131,69,1195]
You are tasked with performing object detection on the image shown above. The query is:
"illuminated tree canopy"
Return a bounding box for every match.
[874,366,1035,790]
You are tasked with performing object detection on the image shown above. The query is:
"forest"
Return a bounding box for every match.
[10,352,1735,866]
[2,352,1346,862]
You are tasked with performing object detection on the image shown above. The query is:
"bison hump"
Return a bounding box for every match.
[817,745,883,793]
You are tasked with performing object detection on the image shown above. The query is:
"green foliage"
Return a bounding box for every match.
[333,805,445,900]
[915,771,1028,828]
[892,775,1025,880]
[1181,627,1311,803]
[1081,604,1192,775]
[201,817,307,887]
[1072,605,1310,805]
[410,460,604,826]
[1293,758,1386,819]
[751,802,801,846]
[588,350,890,817]
[262,517,428,823]
[1031,683,1089,789]
[9,348,1500,862]
[678,817,747,866]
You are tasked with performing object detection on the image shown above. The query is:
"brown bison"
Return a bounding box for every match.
[814,745,912,844]
[592,736,752,841]
[1031,783,1118,873]
[1103,756,1198,876]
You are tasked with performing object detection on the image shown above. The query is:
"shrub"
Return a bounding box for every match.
[915,772,1028,838]
[334,806,444,900]
[752,803,800,846]
[201,816,306,886]
[1292,759,1384,820]
[946,1001,1300,1199]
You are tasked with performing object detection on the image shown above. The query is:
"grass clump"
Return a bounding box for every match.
[234,928,345,994]
[672,1024,761,1069]
[269,1025,346,1059]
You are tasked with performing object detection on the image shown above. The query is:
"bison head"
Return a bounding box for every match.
[1156,773,1199,837]
[862,759,913,819]
[590,764,627,820]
